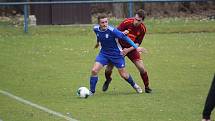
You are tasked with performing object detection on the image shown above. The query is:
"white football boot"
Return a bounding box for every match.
[133,83,143,93]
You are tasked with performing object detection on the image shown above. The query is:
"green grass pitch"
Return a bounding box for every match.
[0,18,215,121]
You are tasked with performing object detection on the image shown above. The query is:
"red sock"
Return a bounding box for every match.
[105,70,112,81]
[140,71,149,88]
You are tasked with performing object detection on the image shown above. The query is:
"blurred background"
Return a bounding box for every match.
[0,1,215,121]
[0,0,214,26]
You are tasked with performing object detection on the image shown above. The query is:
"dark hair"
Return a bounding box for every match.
[97,13,107,23]
[135,9,145,20]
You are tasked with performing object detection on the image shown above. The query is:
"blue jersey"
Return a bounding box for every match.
[93,25,138,58]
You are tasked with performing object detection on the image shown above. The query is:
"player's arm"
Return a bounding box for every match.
[136,25,146,45]
[122,31,147,55]
[122,33,138,55]
[122,44,148,56]
[93,27,100,49]
[112,28,144,52]
[113,28,138,48]
[122,43,139,56]
[136,32,145,45]
[94,39,100,49]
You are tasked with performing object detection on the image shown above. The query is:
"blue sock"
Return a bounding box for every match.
[90,76,98,93]
[125,75,135,87]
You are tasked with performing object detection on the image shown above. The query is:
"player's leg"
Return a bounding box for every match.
[202,74,215,120]
[117,68,142,93]
[133,60,152,93]
[127,50,152,93]
[90,54,108,94]
[90,62,103,94]
[102,63,114,91]
[112,56,142,93]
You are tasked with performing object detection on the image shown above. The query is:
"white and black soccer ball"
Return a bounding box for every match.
[77,87,90,98]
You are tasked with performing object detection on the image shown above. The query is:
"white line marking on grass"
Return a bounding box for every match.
[0,90,78,121]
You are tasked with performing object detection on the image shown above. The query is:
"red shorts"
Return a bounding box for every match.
[126,49,142,62]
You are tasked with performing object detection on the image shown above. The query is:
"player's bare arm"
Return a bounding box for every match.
[122,43,139,56]
[122,44,148,56]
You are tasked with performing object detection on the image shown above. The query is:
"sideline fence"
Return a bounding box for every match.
[0,0,207,33]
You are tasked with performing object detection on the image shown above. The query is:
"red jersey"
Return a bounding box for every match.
[118,18,146,48]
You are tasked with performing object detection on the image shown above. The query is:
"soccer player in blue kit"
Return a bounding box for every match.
[89,14,143,95]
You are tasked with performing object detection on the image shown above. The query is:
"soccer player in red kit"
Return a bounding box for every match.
[102,9,152,93]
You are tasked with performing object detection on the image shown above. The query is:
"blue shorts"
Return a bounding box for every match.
[95,53,125,68]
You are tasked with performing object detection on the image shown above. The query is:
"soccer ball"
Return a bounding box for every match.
[77,87,90,98]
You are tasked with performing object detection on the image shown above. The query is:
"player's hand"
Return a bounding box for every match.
[122,48,129,56]
[122,30,129,35]
[136,47,148,54]
[94,43,99,49]
[142,47,148,54]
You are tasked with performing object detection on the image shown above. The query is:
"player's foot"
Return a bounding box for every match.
[89,91,94,96]
[133,83,143,93]
[145,87,152,93]
[102,79,112,92]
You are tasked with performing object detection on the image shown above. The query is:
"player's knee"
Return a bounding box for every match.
[140,69,146,74]
[91,68,99,76]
